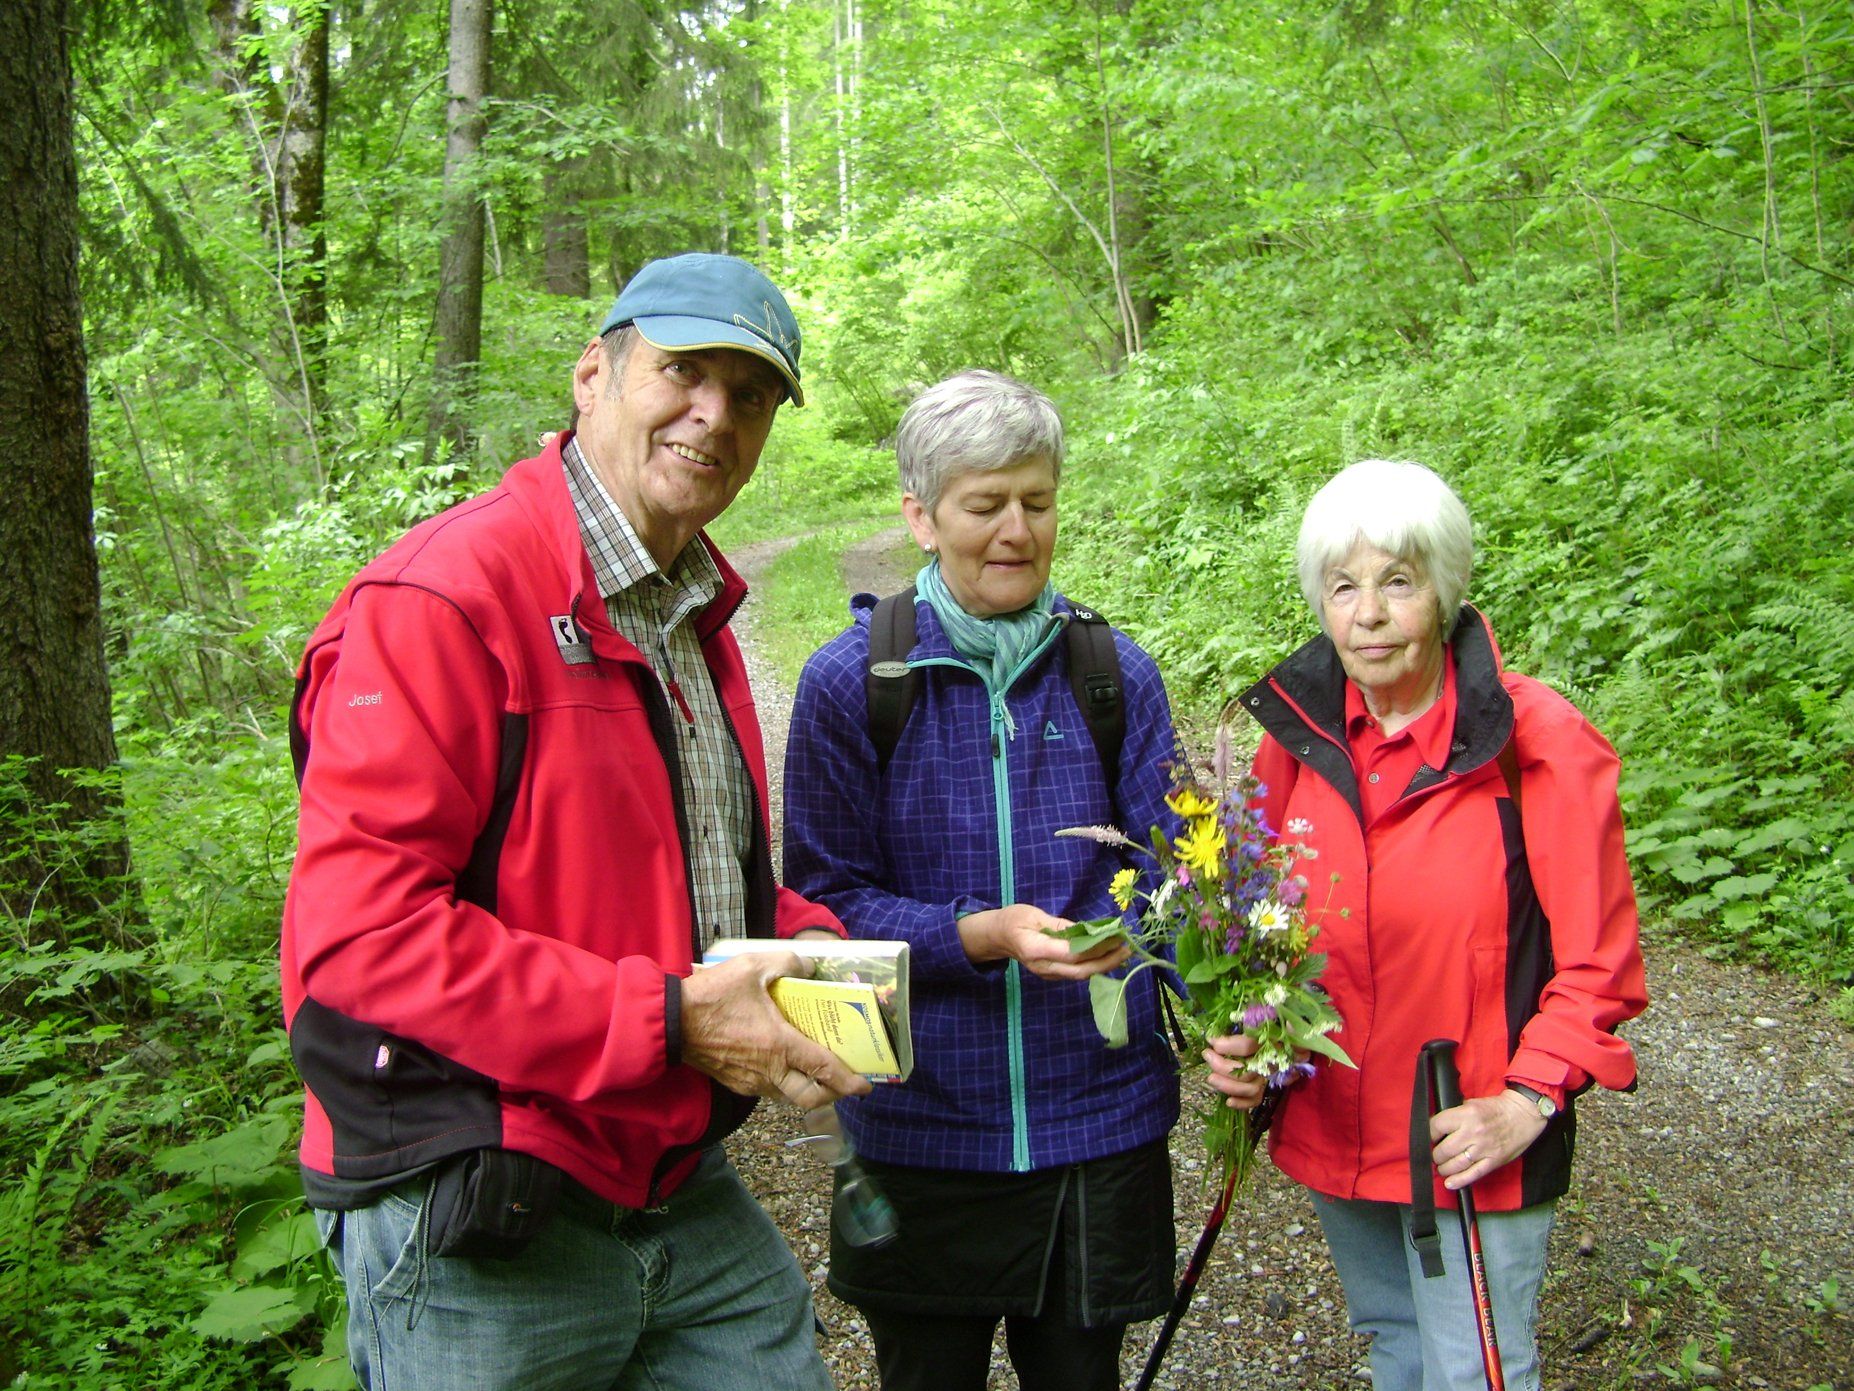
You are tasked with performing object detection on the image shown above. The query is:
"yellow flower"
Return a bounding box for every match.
[1109,867,1140,910]
[1166,787,1218,820]
[1174,818,1226,880]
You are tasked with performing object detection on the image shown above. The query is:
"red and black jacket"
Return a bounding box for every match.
[280,437,840,1210]
[1240,607,1646,1212]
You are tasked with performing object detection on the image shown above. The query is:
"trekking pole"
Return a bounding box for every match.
[1131,1162,1242,1391]
[1420,1039,1507,1391]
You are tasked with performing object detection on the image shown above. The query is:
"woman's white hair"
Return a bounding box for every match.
[896,370,1064,512]
[1295,459,1474,626]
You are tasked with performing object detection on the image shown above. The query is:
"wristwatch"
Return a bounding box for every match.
[1508,1083,1559,1120]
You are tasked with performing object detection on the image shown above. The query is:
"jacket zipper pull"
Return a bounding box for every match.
[666,678,695,725]
[655,630,695,725]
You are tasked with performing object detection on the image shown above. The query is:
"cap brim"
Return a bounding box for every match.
[631,317,804,406]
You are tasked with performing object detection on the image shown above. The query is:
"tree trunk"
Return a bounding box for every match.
[745,0,772,263]
[1110,0,1159,349]
[428,0,493,464]
[279,1,331,421]
[833,0,851,236]
[0,0,131,941]
[542,161,591,298]
[779,43,795,268]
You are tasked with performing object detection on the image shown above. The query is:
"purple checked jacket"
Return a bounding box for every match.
[784,591,1181,1173]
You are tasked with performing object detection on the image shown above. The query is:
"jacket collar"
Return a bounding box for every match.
[500,434,750,652]
[1238,605,1515,820]
[850,587,1078,664]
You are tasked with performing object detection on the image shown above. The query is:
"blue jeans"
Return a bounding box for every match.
[315,1149,830,1391]
[1310,1192,1556,1391]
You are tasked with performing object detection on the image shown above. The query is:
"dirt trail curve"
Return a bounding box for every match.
[725,527,1853,1391]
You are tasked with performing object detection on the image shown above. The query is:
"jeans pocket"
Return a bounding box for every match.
[313,1206,342,1251]
[356,1181,431,1306]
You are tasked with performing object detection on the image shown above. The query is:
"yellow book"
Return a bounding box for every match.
[701,938,913,1082]
[768,977,904,1079]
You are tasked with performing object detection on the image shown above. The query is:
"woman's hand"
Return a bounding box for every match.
[1203,1033,1269,1111]
[958,904,1131,980]
[1429,1090,1549,1190]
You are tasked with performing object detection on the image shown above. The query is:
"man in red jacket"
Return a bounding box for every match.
[282,253,868,1391]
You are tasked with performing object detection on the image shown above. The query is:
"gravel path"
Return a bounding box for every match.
[725,528,1853,1391]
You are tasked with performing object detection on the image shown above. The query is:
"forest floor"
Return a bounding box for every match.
[725,527,1852,1391]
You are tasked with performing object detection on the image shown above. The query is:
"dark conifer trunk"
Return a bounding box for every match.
[0,0,131,940]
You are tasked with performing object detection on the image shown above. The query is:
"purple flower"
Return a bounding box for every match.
[1224,925,1245,953]
[1233,875,1270,907]
[1266,1060,1319,1090]
[1174,864,1192,886]
[1242,1003,1277,1028]
[1277,876,1307,908]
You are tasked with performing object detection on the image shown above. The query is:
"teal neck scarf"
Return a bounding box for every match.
[915,559,1057,705]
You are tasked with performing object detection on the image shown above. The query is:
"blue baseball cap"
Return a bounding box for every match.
[598,253,804,406]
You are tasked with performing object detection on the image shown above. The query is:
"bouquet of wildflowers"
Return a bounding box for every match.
[1057,732,1353,1187]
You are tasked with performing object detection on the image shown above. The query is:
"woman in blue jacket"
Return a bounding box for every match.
[784,370,1181,1391]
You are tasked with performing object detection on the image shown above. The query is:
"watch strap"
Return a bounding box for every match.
[1509,1082,1558,1117]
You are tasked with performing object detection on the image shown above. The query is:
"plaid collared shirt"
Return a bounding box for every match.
[563,437,753,948]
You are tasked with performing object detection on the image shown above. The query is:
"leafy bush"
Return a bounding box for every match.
[1050,269,1854,985]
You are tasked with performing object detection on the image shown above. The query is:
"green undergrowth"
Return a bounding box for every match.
[1048,277,1854,1001]
[0,749,344,1389]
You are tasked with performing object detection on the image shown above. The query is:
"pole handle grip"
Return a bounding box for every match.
[1423,1037,1464,1113]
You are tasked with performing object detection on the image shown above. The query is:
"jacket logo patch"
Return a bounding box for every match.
[550,614,596,667]
[347,691,382,708]
[1043,720,1064,741]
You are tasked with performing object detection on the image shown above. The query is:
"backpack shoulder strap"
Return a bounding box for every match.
[1063,605,1125,798]
[866,587,920,772]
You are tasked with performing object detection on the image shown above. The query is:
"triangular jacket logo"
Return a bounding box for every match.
[1043,720,1064,740]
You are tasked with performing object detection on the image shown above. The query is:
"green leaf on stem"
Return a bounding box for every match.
[1051,917,1132,954]
[1296,1029,1356,1068]
[1089,972,1132,1048]
[1184,952,1245,983]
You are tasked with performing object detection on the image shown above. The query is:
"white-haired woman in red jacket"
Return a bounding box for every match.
[1208,458,1647,1391]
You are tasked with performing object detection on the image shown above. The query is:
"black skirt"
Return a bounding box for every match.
[827,1138,1175,1328]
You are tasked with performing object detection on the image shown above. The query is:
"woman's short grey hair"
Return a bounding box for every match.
[1295,459,1474,627]
[896,370,1065,512]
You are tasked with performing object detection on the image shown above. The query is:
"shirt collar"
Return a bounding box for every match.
[1344,650,1458,769]
[562,436,722,608]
